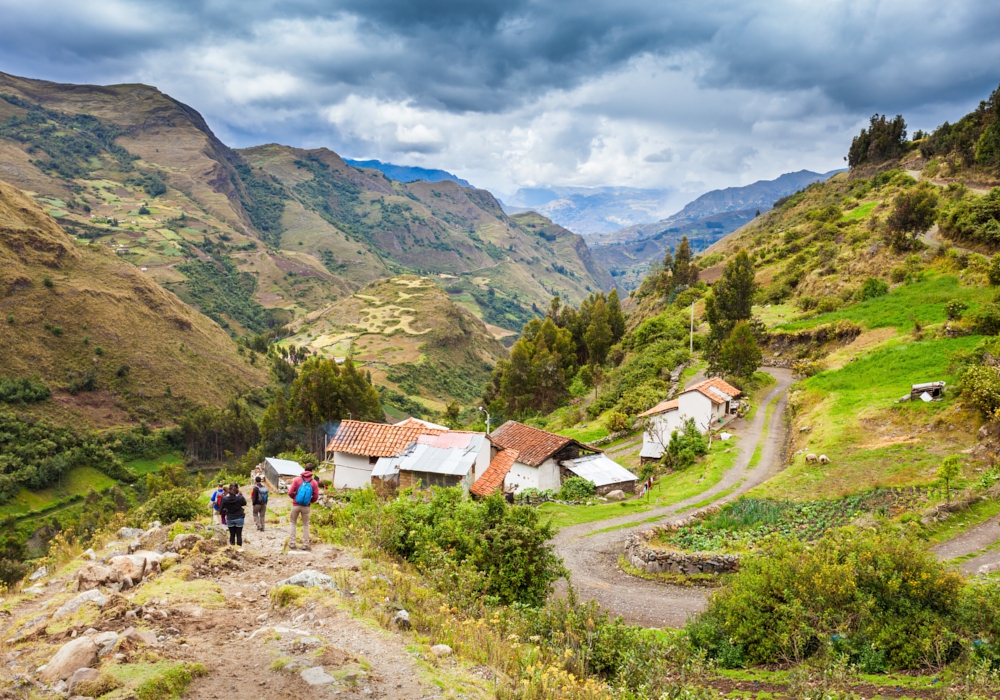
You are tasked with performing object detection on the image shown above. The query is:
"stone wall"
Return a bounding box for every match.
[624,527,739,576]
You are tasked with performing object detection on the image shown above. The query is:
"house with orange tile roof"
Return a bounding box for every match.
[483,421,612,494]
[638,377,741,462]
[326,419,448,489]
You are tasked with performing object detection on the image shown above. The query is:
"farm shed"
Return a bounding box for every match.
[486,421,600,494]
[561,454,638,495]
[910,381,946,401]
[263,457,302,492]
[396,432,492,492]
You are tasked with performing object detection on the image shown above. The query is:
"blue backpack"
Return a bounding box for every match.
[294,480,313,506]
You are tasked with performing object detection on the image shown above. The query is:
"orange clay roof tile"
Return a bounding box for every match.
[489,421,598,467]
[470,449,519,497]
[326,420,447,458]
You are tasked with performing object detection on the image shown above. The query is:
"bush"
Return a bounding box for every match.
[969,304,1000,335]
[962,365,1000,416]
[860,277,889,301]
[662,418,708,470]
[133,488,201,525]
[690,527,964,670]
[603,411,630,433]
[946,299,969,320]
[0,376,50,404]
[558,476,596,502]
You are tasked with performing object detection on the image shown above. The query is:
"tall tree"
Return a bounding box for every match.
[607,288,626,344]
[885,183,939,251]
[259,389,291,456]
[672,236,699,287]
[290,357,382,456]
[705,250,759,375]
[584,297,613,366]
[718,321,762,384]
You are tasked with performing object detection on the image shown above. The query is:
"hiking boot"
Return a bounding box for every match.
[301,545,310,552]
[289,543,297,550]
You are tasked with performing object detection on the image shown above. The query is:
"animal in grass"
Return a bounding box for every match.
[818,454,831,464]
[805,453,818,463]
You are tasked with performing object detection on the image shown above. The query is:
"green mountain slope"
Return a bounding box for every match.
[0,179,267,428]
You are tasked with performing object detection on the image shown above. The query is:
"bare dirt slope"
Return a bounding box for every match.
[552,368,794,628]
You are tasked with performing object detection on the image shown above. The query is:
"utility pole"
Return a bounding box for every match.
[478,406,491,433]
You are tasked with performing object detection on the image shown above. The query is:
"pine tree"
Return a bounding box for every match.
[607,288,626,344]
[260,389,290,455]
[718,320,762,383]
[584,297,613,366]
[672,236,698,287]
[705,250,759,375]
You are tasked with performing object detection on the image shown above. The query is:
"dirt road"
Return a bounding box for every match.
[552,367,794,628]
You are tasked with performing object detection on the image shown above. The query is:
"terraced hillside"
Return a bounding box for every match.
[0,179,267,427]
[284,275,506,411]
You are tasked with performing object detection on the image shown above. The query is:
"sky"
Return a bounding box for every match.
[1,0,999,201]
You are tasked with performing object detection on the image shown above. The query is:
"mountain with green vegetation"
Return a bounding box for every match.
[0,178,267,428]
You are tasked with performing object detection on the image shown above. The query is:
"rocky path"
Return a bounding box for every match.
[552,367,794,628]
[0,499,452,700]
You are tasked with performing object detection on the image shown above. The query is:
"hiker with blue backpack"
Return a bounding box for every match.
[287,466,319,550]
[251,476,269,531]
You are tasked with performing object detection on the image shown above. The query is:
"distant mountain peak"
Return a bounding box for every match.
[344,159,472,188]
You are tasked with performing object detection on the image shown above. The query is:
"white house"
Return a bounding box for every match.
[326,420,447,489]
[639,378,742,462]
[480,421,601,494]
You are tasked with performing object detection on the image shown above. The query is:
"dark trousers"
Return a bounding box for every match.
[229,526,243,546]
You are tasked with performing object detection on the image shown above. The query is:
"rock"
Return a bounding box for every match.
[121,627,157,646]
[392,609,411,630]
[22,586,45,595]
[39,637,100,681]
[53,590,108,620]
[76,563,122,591]
[68,667,101,694]
[276,569,336,590]
[117,527,145,540]
[430,644,453,657]
[108,551,162,584]
[29,566,48,581]
[605,490,626,501]
[93,631,119,647]
[343,672,358,682]
[81,549,96,561]
[170,533,204,552]
[256,613,269,623]
[297,636,323,648]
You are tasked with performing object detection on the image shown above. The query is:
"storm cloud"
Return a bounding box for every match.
[0,0,998,197]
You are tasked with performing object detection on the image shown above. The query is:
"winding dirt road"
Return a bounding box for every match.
[553,367,794,628]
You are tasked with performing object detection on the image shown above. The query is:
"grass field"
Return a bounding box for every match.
[0,467,117,518]
[753,334,983,501]
[125,453,185,476]
[776,274,992,332]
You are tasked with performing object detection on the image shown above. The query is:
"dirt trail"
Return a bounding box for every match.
[553,367,794,628]
[931,513,1000,575]
[0,499,448,700]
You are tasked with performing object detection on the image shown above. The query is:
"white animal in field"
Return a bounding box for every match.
[805,453,818,463]
[818,454,831,464]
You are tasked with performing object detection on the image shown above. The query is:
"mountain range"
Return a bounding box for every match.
[501,186,685,235]
[344,159,472,188]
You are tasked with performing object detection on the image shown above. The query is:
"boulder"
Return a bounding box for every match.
[29,566,48,581]
[121,627,158,646]
[93,631,119,647]
[81,549,96,561]
[170,533,204,552]
[39,637,100,681]
[276,569,336,590]
[117,528,145,540]
[68,668,101,694]
[76,563,122,592]
[430,644,453,657]
[22,585,45,595]
[605,490,626,501]
[301,667,336,685]
[52,590,108,620]
[392,609,411,630]
[108,551,162,583]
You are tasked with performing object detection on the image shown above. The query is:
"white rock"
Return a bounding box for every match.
[393,609,411,630]
[52,590,108,620]
[68,667,101,694]
[604,490,626,501]
[430,644,453,657]
[301,667,336,685]
[93,631,119,647]
[276,569,336,590]
[22,586,45,595]
[81,549,96,561]
[117,527,145,540]
[29,566,48,581]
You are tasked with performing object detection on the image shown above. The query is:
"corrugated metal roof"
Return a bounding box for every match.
[371,454,405,479]
[563,454,638,487]
[399,433,487,476]
[639,442,665,459]
[265,457,303,476]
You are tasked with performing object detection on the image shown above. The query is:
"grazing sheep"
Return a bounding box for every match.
[818,454,831,464]
[805,453,818,463]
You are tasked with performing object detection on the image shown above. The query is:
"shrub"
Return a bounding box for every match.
[0,376,50,404]
[558,477,596,502]
[890,266,907,283]
[962,365,1000,417]
[133,488,201,525]
[860,277,889,301]
[690,527,964,670]
[989,254,1000,286]
[603,411,630,433]
[43,275,53,288]
[662,418,708,470]
[946,299,969,320]
[969,304,1000,335]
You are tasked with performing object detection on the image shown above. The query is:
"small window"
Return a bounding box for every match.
[369,455,379,465]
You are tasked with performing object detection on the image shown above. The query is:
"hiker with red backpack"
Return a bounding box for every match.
[211,482,227,526]
[287,465,319,550]
[251,476,269,531]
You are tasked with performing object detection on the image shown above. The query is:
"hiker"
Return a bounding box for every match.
[211,482,226,525]
[287,465,319,551]
[222,482,247,547]
[251,476,269,531]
